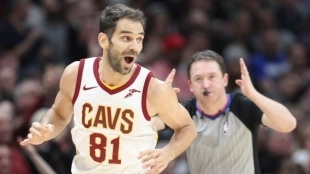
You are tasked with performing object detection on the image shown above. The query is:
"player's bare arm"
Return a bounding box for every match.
[20,62,79,145]
[154,69,180,131]
[235,58,296,132]
[139,77,197,174]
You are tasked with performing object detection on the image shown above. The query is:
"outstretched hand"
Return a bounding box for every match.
[138,148,171,174]
[20,122,54,146]
[17,136,37,154]
[165,69,180,93]
[235,58,257,99]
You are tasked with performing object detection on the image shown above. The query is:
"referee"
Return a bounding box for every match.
[163,50,296,174]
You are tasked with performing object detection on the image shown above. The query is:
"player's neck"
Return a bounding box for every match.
[98,58,136,86]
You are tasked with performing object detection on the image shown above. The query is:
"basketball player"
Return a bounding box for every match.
[20,4,197,174]
[164,50,296,174]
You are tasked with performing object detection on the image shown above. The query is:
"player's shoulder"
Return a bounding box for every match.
[65,57,97,72]
[141,65,176,101]
[62,61,80,77]
[60,61,81,92]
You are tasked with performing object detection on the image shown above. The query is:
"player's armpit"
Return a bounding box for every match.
[148,79,192,130]
[154,117,166,131]
[146,78,197,161]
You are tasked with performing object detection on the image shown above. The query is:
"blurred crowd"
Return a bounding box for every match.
[0,0,310,173]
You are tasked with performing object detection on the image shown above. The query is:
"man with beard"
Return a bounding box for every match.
[20,4,196,174]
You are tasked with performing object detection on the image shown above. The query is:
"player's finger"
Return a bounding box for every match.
[145,163,163,174]
[32,122,44,130]
[141,151,159,163]
[158,165,166,173]
[29,127,42,137]
[138,149,153,159]
[142,158,156,169]
[32,122,54,133]
[44,124,55,132]
[27,133,33,140]
[19,139,30,146]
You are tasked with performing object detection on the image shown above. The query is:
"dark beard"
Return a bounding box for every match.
[107,45,131,75]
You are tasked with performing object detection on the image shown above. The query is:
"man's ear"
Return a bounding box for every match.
[223,73,229,87]
[98,32,109,49]
[188,80,193,92]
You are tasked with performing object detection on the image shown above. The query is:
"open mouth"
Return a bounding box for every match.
[124,56,134,64]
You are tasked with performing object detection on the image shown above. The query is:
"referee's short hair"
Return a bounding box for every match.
[187,50,227,79]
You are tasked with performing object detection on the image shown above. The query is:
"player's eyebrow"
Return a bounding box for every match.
[120,30,145,35]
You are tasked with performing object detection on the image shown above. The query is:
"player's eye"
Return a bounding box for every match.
[137,38,143,43]
[122,36,131,41]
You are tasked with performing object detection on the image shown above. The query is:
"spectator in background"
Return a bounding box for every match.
[13,79,44,138]
[0,0,46,79]
[275,158,304,174]
[275,0,303,35]
[0,66,18,101]
[18,137,57,174]
[222,44,249,93]
[292,124,310,173]
[249,28,290,95]
[140,2,171,66]
[39,0,69,64]
[274,72,304,105]
[148,33,192,102]
[259,130,297,173]
[0,100,34,174]
[66,0,101,63]
[0,101,60,174]
[41,62,65,107]
[0,143,11,174]
[287,42,310,82]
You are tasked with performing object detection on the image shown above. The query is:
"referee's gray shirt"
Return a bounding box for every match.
[182,92,263,174]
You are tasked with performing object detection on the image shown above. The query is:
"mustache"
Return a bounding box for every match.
[203,90,209,96]
[122,50,138,56]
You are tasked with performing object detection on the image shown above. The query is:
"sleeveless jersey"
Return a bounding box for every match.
[71,57,157,174]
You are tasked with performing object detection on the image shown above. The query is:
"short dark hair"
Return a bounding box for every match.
[187,50,226,79]
[99,4,146,38]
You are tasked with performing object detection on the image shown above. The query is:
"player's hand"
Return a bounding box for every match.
[20,122,54,146]
[17,136,37,154]
[235,58,257,99]
[138,148,171,174]
[165,69,180,93]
